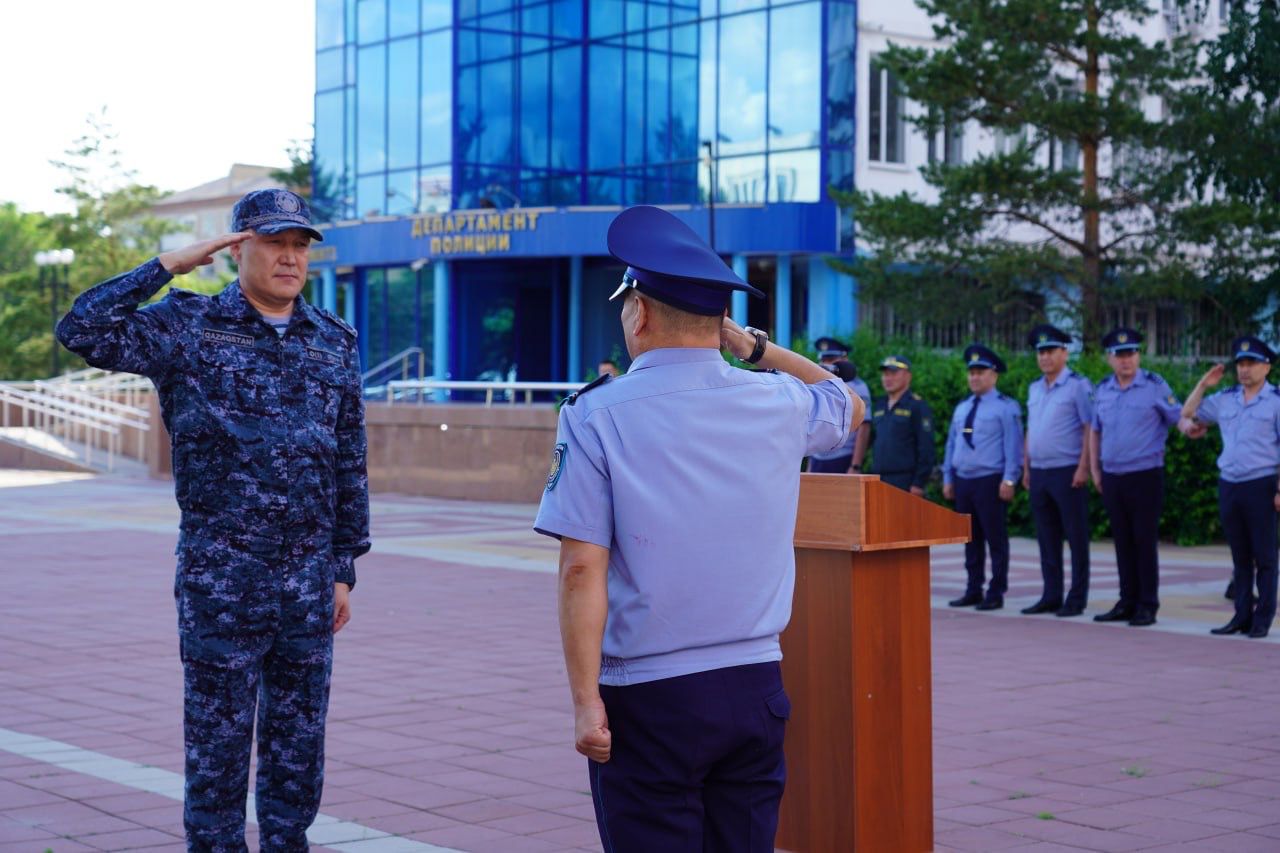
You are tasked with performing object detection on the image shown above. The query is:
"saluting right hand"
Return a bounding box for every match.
[159,232,252,275]
[1198,363,1226,389]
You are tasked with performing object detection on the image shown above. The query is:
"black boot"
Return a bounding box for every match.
[1210,616,1251,636]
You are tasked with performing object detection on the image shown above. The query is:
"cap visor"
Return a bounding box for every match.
[254,221,325,242]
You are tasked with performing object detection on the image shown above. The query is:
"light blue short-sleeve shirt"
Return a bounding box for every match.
[1026,368,1094,470]
[812,376,871,460]
[1091,370,1182,474]
[1195,384,1280,483]
[534,347,851,686]
[942,390,1024,484]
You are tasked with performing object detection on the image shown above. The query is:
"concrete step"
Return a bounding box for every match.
[0,427,147,477]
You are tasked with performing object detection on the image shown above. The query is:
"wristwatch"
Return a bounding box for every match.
[1001,479,1016,488]
[743,326,769,364]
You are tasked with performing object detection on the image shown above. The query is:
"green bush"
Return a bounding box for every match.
[802,331,1227,546]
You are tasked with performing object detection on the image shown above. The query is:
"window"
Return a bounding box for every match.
[868,55,905,163]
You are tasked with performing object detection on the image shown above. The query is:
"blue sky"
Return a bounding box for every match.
[2,0,315,214]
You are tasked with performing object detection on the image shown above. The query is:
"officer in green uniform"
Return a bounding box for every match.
[866,355,935,494]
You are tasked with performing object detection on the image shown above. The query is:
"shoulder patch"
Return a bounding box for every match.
[911,392,922,400]
[545,443,567,491]
[564,373,610,407]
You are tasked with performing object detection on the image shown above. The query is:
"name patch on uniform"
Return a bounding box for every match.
[893,408,911,416]
[546,442,567,491]
[202,329,254,348]
[306,347,342,365]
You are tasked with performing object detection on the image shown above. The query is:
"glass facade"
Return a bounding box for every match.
[315,0,855,216]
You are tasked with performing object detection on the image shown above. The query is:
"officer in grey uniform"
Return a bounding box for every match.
[943,344,1024,610]
[534,205,859,852]
[1180,336,1280,638]
[809,337,872,472]
[866,354,935,493]
[57,189,369,852]
[1089,328,1181,627]
[1021,325,1094,617]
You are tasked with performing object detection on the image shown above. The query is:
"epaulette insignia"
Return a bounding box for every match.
[912,392,922,400]
[564,373,610,406]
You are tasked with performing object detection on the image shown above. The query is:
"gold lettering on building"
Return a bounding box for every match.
[408,210,541,256]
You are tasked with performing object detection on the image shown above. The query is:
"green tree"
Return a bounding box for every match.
[837,0,1201,349]
[0,204,56,378]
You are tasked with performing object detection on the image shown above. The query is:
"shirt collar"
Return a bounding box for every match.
[628,347,725,372]
[209,280,318,329]
[1041,367,1073,389]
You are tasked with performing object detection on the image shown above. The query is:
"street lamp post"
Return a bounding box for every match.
[35,248,75,377]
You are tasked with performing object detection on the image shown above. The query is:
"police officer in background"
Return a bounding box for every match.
[1021,325,1094,617]
[943,344,1024,610]
[56,190,369,850]
[1179,336,1280,639]
[535,205,859,851]
[866,355,935,494]
[1089,328,1181,627]
[809,337,872,472]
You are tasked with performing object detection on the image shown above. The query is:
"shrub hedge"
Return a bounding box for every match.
[799,331,1229,546]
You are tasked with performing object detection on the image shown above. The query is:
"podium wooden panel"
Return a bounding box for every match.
[778,474,969,853]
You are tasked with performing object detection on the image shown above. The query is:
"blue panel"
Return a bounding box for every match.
[388,0,418,36]
[357,0,386,43]
[769,3,821,147]
[356,44,387,173]
[478,60,514,164]
[721,0,764,12]
[825,0,855,146]
[357,173,387,216]
[551,0,582,39]
[458,0,477,20]
[422,0,451,29]
[671,55,698,161]
[315,90,345,220]
[700,0,717,18]
[317,48,344,91]
[387,169,418,213]
[588,176,623,204]
[457,26,478,63]
[479,31,515,61]
[647,50,669,162]
[480,0,513,15]
[346,44,356,83]
[522,1,550,34]
[625,0,644,30]
[551,47,582,170]
[456,65,480,161]
[647,26,670,51]
[624,50,645,166]
[590,0,623,38]
[388,37,419,170]
[433,261,451,391]
[480,9,517,30]
[588,46,623,169]
[420,31,452,165]
[420,168,452,211]
[768,148,820,202]
[699,21,716,197]
[672,22,697,55]
[521,52,550,169]
[318,0,346,49]
[648,2,669,28]
[718,12,766,153]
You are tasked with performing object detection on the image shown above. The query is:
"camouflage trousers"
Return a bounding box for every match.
[174,529,335,853]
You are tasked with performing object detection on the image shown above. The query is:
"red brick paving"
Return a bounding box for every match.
[0,471,1278,851]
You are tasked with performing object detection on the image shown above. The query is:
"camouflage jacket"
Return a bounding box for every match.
[56,258,369,586]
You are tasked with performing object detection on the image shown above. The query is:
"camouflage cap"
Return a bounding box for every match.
[231,189,324,242]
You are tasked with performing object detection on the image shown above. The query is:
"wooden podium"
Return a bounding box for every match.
[777,474,970,852]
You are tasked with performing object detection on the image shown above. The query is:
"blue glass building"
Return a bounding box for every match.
[312,0,857,380]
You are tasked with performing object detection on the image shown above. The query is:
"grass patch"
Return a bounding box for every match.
[1036,812,1056,820]
[1122,764,1148,778]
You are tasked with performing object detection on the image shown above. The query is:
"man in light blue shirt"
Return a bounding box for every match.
[534,205,859,851]
[1021,324,1095,617]
[1089,327,1182,627]
[1180,336,1280,639]
[943,344,1024,610]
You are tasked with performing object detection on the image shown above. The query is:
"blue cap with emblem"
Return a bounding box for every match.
[1102,327,1142,353]
[963,343,1007,373]
[1027,323,1071,350]
[814,337,850,359]
[879,354,912,370]
[607,206,763,316]
[1231,335,1276,363]
[232,189,324,242]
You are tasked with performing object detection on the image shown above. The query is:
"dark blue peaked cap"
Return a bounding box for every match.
[607,205,764,316]
[1232,335,1276,363]
[963,343,1007,373]
[232,189,324,242]
[1028,324,1071,350]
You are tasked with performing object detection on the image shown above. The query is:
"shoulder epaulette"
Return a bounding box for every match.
[911,392,922,400]
[165,287,201,300]
[316,307,357,338]
[564,374,610,406]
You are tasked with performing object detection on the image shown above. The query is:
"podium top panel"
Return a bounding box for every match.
[793,474,970,552]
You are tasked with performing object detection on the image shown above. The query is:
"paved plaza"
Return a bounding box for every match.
[1,469,1278,852]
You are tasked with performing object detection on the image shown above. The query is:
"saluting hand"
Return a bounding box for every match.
[574,697,612,763]
[159,232,252,275]
[1198,363,1227,390]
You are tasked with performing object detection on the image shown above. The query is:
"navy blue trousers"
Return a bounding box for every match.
[954,473,1009,598]
[1101,467,1163,612]
[878,471,915,491]
[1220,476,1279,631]
[591,662,789,853]
[1029,466,1091,608]
[808,454,852,474]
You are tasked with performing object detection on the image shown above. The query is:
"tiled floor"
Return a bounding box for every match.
[0,470,1276,852]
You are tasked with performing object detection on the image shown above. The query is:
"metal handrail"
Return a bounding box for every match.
[362,347,426,383]
[385,378,583,406]
[33,381,149,420]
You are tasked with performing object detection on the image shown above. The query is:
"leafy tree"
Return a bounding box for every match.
[0,204,57,378]
[836,0,1202,349]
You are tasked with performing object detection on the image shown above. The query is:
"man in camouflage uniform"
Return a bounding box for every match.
[56,189,370,852]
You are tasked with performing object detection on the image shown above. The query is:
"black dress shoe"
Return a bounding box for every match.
[1093,605,1133,622]
[1225,580,1236,600]
[975,597,1004,611]
[1248,625,1270,638]
[948,592,983,607]
[1128,609,1157,627]
[1210,617,1251,635]
[1055,605,1084,618]
[1020,600,1062,615]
